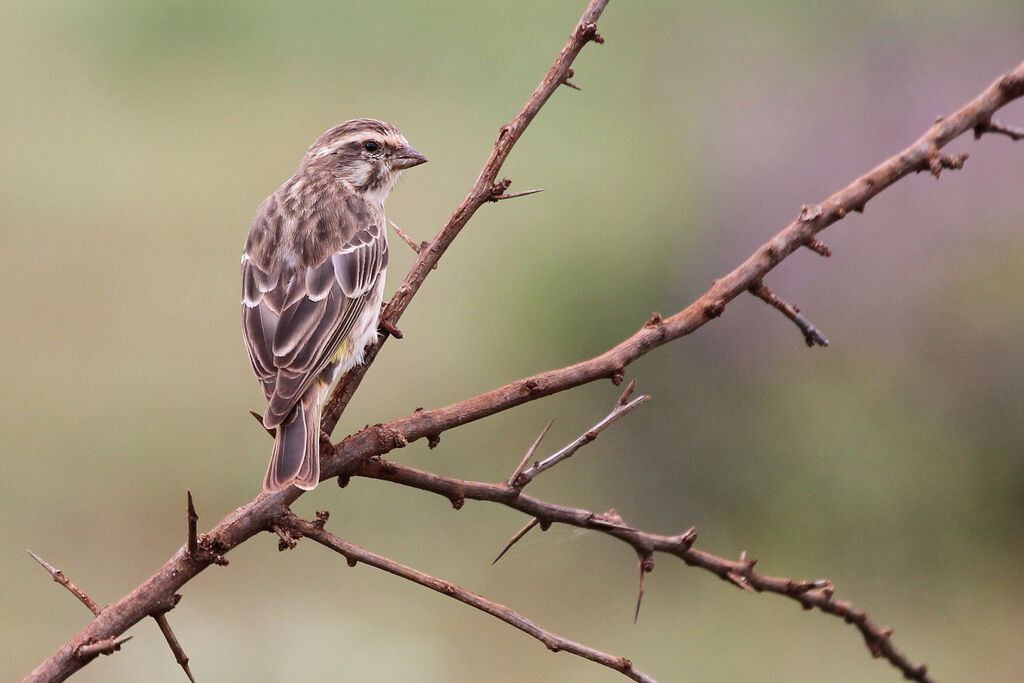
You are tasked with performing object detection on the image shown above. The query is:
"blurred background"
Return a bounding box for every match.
[2,1,1022,681]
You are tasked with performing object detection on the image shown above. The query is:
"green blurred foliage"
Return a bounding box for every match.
[2,1,1022,681]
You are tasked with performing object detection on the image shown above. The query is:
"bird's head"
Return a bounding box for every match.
[303,118,427,204]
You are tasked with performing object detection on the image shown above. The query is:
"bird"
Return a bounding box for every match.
[241,119,426,492]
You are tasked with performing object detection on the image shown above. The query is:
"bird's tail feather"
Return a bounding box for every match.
[264,392,321,492]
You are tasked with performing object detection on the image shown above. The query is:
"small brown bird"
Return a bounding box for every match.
[241,119,426,492]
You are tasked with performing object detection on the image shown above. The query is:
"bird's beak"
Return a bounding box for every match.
[391,145,428,170]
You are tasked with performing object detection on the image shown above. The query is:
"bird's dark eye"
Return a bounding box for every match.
[362,140,380,153]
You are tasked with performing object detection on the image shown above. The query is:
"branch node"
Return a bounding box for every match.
[643,311,662,328]
[610,367,625,385]
[925,145,969,177]
[75,636,132,661]
[337,473,351,488]
[488,178,513,201]
[314,510,330,530]
[579,21,604,44]
[449,496,465,510]
[703,300,725,319]
[798,204,823,222]
[426,433,441,449]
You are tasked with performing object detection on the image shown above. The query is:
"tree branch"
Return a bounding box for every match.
[320,0,611,434]
[281,513,655,683]
[355,457,931,682]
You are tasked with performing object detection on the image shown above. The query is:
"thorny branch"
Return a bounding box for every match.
[355,456,928,682]
[281,513,655,683]
[23,0,1024,679]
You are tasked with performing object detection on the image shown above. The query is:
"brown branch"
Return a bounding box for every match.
[319,60,1024,489]
[320,0,612,435]
[26,550,102,616]
[508,419,554,487]
[513,382,650,487]
[748,280,830,347]
[974,117,1024,140]
[355,458,932,683]
[25,28,1024,683]
[282,513,655,683]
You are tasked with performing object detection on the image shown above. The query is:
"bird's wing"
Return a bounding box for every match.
[242,193,388,428]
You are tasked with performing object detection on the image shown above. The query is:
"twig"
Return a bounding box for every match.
[388,218,425,254]
[508,419,554,486]
[320,0,612,435]
[26,550,102,616]
[748,281,830,347]
[492,517,541,565]
[357,458,932,683]
[974,118,1024,140]
[152,612,196,683]
[283,513,655,683]
[515,385,650,486]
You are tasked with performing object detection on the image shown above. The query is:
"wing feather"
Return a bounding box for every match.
[242,188,387,429]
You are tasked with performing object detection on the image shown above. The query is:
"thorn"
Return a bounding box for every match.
[27,549,102,615]
[75,635,133,660]
[249,410,275,437]
[492,518,540,564]
[508,419,554,487]
[798,204,823,222]
[186,491,198,558]
[152,611,197,683]
[388,218,422,254]
[634,553,655,623]
[617,379,637,406]
[490,188,545,201]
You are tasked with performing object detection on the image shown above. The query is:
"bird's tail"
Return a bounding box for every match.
[264,391,321,492]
